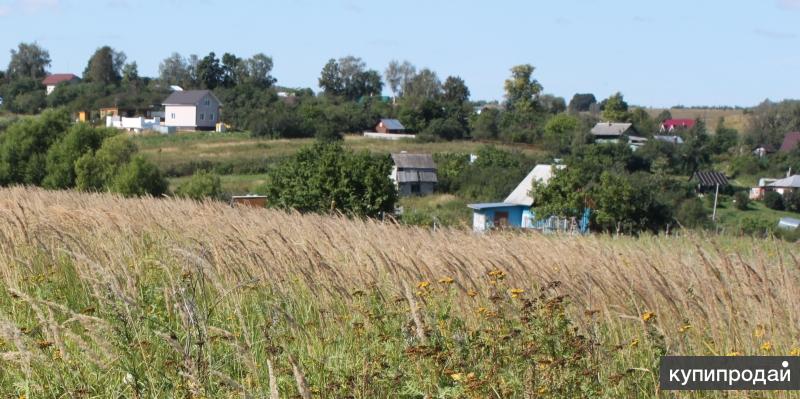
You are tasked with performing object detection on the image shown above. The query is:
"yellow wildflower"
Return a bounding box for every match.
[629,338,639,348]
[417,281,430,289]
[641,311,656,322]
[476,307,488,314]
[467,289,478,297]
[726,351,742,356]
[450,373,462,381]
[438,277,454,285]
[761,341,773,352]
[790,347,800,356]
[509,288,525,298]
[754,325,765,338]
[679,325,692,333]
[488,269,506,279]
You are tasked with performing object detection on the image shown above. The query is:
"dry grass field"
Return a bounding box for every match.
[0,187,797,397]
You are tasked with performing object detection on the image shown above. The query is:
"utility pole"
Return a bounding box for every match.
[712,183,720,222]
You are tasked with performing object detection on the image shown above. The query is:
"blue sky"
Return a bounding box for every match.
[1,0,799,107]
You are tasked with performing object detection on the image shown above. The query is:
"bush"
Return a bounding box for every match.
[764,191,785,210]
[175,171,223,201]
[422,118,466,141]
[785,190,800,213]
[733,191,750,210]
[110,155,168,197]
[675,198,709,228]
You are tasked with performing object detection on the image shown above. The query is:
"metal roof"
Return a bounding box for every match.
[653,135,685,144]
[380,119,405,130]
[768,175,800,188]
[692,171,729,186]
[468,202,528,210]
[391,153,436,169]
[163,90,219,106]
[504,164,566,206]
[396,170,438,183]
[591,122,633,136]
[778,217,800,229]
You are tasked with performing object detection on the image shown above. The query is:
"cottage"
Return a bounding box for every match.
[779,132,800,153]
[376,119,406,134]
[390,153,437,196]
[163,90,222,131]
[590,122,636,144]
[767,175,800,196]
[660,119,696,132]
[468,164,567,233]
[691,171,729,193]
[42,73,78,95]
[749,178,778,200]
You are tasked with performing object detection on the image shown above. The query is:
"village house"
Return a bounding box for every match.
[660,119,696,132]
[691,171,729,194]
[767,175,800,196]
[163,90,222,131]
[468,164,568,233]
[779,132,800,153]
[376,118,406,134]
[42,73,79,95]
[749,178,778,200]
[390,153,437,196]
[590,122,637,144]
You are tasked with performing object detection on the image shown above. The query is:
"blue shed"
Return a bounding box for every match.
[467,203,535,232]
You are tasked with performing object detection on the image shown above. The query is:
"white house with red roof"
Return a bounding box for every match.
[660,119,696,132]
[42,73,79,95]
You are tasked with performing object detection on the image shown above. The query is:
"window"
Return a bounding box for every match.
[170,113,176,119]
[411,183,421,194]
[204,99,210,106]
[210,113,215,121]
[200,113,205,121]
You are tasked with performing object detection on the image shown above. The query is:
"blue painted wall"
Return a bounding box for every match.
[474,205,528,229]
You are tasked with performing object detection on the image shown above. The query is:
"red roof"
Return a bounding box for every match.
[42,73,78,86]
[780,132,800,153]
[662,119,696,130]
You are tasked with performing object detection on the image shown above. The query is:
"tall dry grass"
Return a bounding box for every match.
[0,186,797,397]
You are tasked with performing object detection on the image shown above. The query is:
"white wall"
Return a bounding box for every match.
[165,105,197,128]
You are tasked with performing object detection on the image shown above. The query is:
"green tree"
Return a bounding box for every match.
[110,155,168,197]
[159,52,193,87]
[567,93,596,113]
[503,64,542,111]
[0,109,71,185]
[420,118,466,141]
[470,108,501,140]
[175,171,223,200]
[543,113,580,154]
[75,134,138,191]
[785,190,800,213]
[764,191,785,210]
[710,118,739,154]
[675,198,709,228]
[442,76,470,104]
[43,124,116,189]
[319,58,344,97]
[733,191,750,210]
[601,92,629,122]
[196,52,223,89]
[264,142,396,217]
[405,68,441,100]
[384,60,416,98]
[83,46,126,84]
[7,42,51,80]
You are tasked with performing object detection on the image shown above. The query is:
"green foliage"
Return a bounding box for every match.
[0,109,72,185]
[710,118,739,154]
[110,155,169,197]
[83,46,126,85]
[503,64,542,111]
[175,171,223,200]
[469,108,500,140]
[434,146,538,202]
[763,191,785,211]
[785,190,800,213]
[733,191,750,210]
[675,198,710,228]
[745,99,800,147]
[264,142,396,217]
[600,92,629,122]
[196,52,224,89]
[567,93,596,113]
[6,42,51,80]
[420,118,466,141]
[543,113,580,154]
[76,134,138,191]
[43,124,116,189]
[318,56,383,100]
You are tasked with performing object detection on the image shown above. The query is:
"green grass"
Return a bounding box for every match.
[168,173,268,195]
[133,132,544,177]
[398,194,472,228]
[714,195,799,235]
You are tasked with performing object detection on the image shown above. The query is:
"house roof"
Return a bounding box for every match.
[379,119,405,130]
[504,164,566,206]
[391,153,436,169]
[653,135,685,144]
[779,217,800,229]
[42,73,78,86]
[779,132,800,153]
[591,122,633,136]
[467,202,528,210]
[768,175,800,188]
[662,119,696,129]
[396,170,438,183]
[163,90,220,106]
[692,171,729,186]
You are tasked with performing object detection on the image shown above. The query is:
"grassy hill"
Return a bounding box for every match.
[0,187,796,397]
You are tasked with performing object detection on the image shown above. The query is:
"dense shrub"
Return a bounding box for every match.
[675,198,710,228]
[110,155,168,197]
[733,191,750,210]
[764,191,785,210]
[175,171,223,200]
